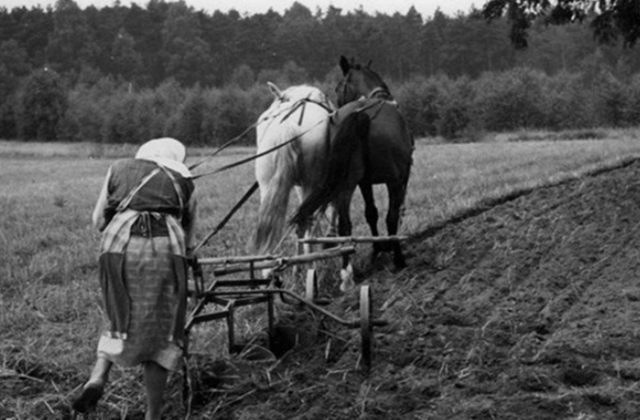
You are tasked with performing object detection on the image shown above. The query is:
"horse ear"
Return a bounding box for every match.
[267,81,283,100]
[339,55,350,76]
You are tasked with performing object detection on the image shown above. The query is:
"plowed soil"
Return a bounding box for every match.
[182,159,640,420]
[7,159,640,420]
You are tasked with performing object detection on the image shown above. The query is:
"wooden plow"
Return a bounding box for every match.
[184,242,389,372]
[184,147,402,373]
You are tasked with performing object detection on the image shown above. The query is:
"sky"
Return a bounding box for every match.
[0,0,480,19]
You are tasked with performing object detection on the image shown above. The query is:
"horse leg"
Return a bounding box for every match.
[335,192,355,291]
[386,181,408,269]
[320,205,339,249]
[359,181,383,261]
[294,187,312,256]
[295,221,312,256]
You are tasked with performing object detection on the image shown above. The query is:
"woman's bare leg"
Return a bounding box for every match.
[73,356,111,413]
[88,356,112,386]
[143,361,169,420]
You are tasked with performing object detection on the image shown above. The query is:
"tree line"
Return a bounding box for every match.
[11,63,639,146]
[1,0,639,144]
[3,0,640,86]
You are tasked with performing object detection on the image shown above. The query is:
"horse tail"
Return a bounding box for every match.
[253,141,297,255]
[290,110,370,228]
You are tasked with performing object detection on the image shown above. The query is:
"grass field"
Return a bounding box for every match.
[2,129,640,418]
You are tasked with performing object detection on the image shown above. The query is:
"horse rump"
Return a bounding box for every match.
[290,109,370,229]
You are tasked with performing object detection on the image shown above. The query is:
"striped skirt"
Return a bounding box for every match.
[97,235,184,371]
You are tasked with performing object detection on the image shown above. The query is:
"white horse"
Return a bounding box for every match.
[252,83,336,262]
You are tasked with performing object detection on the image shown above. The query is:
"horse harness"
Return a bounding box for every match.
[367,86,395,103]
[355,91,396,122]
[191,97,334,181]
[188,96,333,176]
[280,96,334,126]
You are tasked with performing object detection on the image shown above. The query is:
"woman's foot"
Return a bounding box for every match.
[72,383,104,413]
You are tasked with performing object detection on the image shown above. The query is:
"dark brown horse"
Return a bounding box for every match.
[291,57,413,288]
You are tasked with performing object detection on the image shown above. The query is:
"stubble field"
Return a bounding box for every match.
[3,130,640,419]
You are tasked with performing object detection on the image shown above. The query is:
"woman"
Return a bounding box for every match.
[73,138,197,420]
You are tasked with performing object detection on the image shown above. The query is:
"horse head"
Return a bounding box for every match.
[335,56,392,106]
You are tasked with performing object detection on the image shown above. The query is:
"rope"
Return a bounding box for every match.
[188,97,334,176]
[188,122,260,172]
[191,181,259,254]
[190,108,332,180]
[189,97,334,250]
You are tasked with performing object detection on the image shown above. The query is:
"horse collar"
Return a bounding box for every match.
[368,87,392,100]
[280,98,333,126]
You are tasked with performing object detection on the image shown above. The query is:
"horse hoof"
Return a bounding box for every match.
[339,265,354,292]
[374,242,393,253]
[393,256,407,270]
[72,383,103,414]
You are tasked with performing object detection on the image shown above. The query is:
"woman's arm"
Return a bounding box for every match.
[183,194,198,256]
[92,167,112,232]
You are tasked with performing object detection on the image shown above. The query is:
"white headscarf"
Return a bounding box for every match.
[135,137,191,178]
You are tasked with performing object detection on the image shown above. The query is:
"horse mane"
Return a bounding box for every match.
[357,66,391,94]
[338,58,392,104]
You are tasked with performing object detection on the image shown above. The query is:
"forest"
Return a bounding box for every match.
[1,0,640,145]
